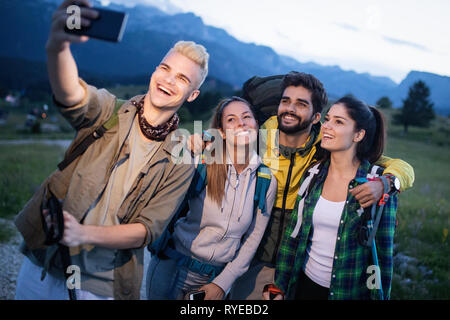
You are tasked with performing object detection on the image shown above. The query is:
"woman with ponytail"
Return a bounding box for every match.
[266,95,398,300]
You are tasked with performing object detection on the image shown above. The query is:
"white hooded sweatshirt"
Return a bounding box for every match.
[172,154,277,293]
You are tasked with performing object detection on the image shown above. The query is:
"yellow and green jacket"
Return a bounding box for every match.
[254,116,414,264]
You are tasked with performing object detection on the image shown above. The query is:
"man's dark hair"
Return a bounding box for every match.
[281,71,328,114]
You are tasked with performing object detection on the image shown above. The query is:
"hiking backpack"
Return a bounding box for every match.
[241,75,284,124]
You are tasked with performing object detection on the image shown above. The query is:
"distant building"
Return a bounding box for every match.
[5,94,18,106]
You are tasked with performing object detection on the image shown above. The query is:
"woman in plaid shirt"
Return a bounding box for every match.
[266,95,398,300]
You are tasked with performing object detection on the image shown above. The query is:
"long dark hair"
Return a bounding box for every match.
[207,96,258,205]
[320,95,386,163]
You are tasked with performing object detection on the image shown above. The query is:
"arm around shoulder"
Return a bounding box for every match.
[376,155,415,192]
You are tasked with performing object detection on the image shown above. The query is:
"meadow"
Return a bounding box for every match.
[0,101,448,299]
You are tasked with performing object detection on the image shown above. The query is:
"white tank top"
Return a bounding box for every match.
[304,196,345,288]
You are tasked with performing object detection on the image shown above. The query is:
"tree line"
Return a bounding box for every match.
[376,80,435,133]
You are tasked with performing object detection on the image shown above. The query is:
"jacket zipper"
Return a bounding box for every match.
[272,152,296,264]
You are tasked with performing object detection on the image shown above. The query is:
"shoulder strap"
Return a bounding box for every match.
[367,165,383,180]
[254,164,272,215]
[148,155,207,256]
[299,162,321,197]
[186,155,207,198]
[290,162,321,238]
[57,99,126,171]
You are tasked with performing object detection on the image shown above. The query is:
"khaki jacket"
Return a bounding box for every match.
[14,79,194,299]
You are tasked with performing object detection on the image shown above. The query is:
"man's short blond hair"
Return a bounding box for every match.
[170,40,209,88]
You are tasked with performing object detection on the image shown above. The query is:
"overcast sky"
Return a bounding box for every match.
[101,0,450,83]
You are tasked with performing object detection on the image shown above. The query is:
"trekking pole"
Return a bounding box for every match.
[368,205,384,300]
[60,244,77,300]
[45,190,77,300]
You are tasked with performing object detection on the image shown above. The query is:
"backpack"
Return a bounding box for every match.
[148,158,272,256]
[241,75,284,124]
[57,98,127,171]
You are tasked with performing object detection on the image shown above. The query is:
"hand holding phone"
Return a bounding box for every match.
[188,290,206,300]
[47,0,100,51]
[64,5,128,42]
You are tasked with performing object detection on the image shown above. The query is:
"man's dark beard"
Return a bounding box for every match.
[277,112,313,134]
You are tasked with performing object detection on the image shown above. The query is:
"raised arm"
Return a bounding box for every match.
[46,0,99,106]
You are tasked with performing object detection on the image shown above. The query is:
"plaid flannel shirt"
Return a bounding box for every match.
[274,159,398,300]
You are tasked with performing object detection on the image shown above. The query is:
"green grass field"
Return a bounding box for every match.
[385,136,449,299]
[0,106,448,299]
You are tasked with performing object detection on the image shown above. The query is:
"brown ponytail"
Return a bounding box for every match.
[367,106,386,163]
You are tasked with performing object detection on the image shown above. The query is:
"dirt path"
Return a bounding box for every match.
[0,139,72,149]
[0,218,24,300]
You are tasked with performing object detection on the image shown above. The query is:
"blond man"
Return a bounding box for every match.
[15,0,208,300]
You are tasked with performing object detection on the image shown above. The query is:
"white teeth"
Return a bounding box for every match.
[236,131,250,136]
[158,85,171,95]
[283,114,297,121]
[323,134,333,139]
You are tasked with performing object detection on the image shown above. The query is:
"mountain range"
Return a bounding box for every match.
[1,0,449,114]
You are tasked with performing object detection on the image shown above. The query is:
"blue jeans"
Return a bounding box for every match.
[15,256,113,300]
[146,254,212,300]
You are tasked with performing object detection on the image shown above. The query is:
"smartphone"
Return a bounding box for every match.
[189,290,206,300]
[65,6,128,42]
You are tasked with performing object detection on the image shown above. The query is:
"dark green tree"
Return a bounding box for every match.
[376,96,392,109]
[393,80,435,133]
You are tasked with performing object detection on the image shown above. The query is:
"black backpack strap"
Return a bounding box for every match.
[148,157,207,257]
[57,99,127,171]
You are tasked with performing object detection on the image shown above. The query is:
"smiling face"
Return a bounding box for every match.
[148,50,202,109]
[220,101,258,147]
[277,85,320,134]
[321,103,365,153]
